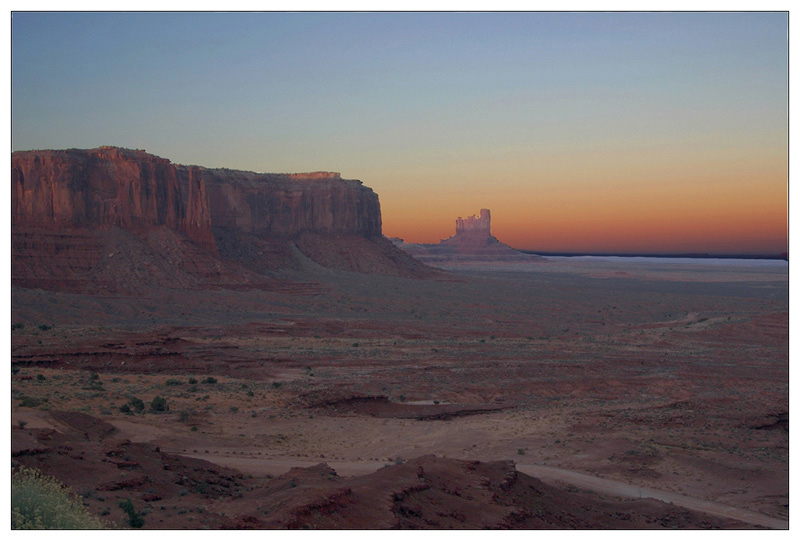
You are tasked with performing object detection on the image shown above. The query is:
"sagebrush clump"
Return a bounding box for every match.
[11,466,106,529]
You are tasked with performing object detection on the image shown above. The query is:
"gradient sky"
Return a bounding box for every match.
[11,11,788,254]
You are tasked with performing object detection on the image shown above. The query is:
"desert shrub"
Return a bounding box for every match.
[178,410,192,422]
[194,482,209,495]
[120,397,145,414]
[38,324,52,331]
[202,377,217,384]
[36,374,46,381]
[118,498,144,528]
[188,377,198,384]
[12,322,24,330]
[271,381,282,389]
[150,396,169,412]
[19,396,42,408]
[165,379,183,386]
[12,467,105,529]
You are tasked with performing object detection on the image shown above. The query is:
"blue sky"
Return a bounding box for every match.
[11,11,789,253]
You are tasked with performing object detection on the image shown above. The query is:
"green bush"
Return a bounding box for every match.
[12,467,105,529]
[149,396,169,412]
[202,376,217,384]
[118,498,144,528]
[120,397,145,414]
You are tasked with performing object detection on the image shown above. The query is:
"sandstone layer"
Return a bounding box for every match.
[11,147,431,292]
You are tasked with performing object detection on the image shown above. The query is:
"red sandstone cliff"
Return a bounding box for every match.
[188,168,381,238]
[12,147,216,250]
[11,147,431,293]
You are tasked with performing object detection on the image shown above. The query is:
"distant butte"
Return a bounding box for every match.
[392,208,543,268]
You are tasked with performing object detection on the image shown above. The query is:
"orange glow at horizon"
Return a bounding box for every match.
[380,166,787,256]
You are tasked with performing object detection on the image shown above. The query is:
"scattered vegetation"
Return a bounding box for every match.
[118,498,145,528]
[12,467,105,529]
[18,396,43,408]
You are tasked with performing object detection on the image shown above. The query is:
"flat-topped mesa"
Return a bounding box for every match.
[11,146,432,292]
[192,168,380,238]
[455,209,491,236]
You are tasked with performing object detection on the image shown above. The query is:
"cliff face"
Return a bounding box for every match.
[190,169,382,238]
[11,147,429,293]
[12,147,216,250]
[454,209,491,237]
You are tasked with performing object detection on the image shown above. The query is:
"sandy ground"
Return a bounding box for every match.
[11,256,789,528]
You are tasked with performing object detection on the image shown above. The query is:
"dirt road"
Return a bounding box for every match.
[515,464,788,530]
[180,452,788,529]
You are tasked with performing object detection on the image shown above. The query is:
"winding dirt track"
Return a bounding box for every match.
[516,464,788,530]
[179,452,788,530]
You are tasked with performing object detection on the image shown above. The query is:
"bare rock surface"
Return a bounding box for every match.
[11,147,432,293]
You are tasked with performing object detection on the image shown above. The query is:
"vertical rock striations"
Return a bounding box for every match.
[12,147,215,250]
[454,209,491,237]
[11,146,430,293]
[189,169,382,238]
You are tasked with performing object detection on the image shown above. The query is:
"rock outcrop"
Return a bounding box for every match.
[395,208,543,268]
[190,169,381,238]
[454,208,492,236]
[11,147,432,293]
[12,147,216,250]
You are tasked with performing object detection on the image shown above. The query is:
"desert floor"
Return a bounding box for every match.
[11,256,789,527]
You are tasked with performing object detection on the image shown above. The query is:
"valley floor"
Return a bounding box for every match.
[11,257,789,528]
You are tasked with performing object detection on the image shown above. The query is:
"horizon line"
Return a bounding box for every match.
[516,250,788,261]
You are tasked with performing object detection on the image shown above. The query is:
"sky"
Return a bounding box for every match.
[11,11,789,255]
